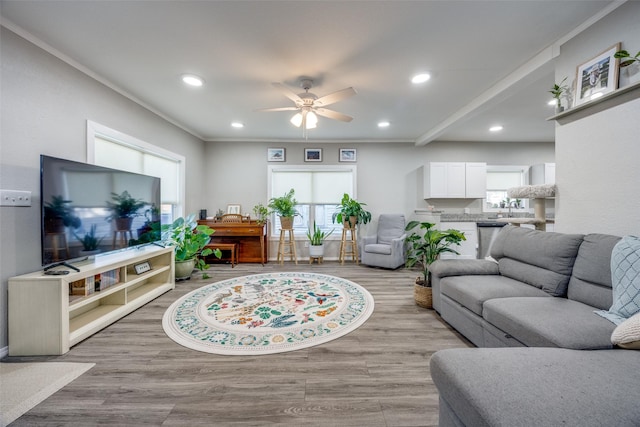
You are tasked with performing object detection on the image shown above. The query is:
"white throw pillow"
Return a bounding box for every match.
[611,311,640,350]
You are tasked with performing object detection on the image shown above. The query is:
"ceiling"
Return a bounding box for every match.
[0,1,617,144]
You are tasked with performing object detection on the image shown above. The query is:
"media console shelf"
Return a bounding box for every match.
[8,245,175,356]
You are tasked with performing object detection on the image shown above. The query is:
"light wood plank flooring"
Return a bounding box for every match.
[6,262,471,426]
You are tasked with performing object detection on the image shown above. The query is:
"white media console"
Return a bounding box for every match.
[8,245,175,356]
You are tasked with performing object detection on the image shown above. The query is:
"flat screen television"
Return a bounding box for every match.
[40,155,162,267]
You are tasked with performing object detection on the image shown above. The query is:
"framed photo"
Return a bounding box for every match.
[134,261,151,275]
[267,147,285,162]
[339,148,357,162]
[575,43,620,106]
[304,148,322,162]
[227,204,241,214]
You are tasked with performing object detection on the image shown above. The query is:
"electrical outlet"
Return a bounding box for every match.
[0,189,32,207]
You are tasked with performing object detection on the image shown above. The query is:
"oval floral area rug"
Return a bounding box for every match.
[162,272,375,355]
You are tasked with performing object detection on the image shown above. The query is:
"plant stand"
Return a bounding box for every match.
[414,284,433,309]
[339,225,358,264]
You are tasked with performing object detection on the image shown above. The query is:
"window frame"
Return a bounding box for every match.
[483,165,532,213]
[86,120,186,220]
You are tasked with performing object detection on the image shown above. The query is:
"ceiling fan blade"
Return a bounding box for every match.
[254,106,299,112]
[272,82,303,104]
[315,108,353,122]
[314,87,357,107]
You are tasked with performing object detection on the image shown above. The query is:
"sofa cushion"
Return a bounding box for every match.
[567,233,620,310]
[596,236,640,324]
[611,311,640,350]
[490,226,584,296]
[483,297,615,349]
[440,275,549,316]
[430,348,640,427]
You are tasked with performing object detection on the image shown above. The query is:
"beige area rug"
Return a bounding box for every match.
[0,362,95,426]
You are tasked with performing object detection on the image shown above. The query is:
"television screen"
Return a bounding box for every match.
[41,155,161,266]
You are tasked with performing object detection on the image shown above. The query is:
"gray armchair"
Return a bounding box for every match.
[360,214,406,269]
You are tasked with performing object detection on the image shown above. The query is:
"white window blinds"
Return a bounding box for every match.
[271,168,354,204]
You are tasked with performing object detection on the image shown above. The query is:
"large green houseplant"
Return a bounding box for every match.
[333,193,372,228]
[43,195,81,232]
[106,190,147,231]
[405,221,465,308]
[268,189,300,229]
[163,214,221,280]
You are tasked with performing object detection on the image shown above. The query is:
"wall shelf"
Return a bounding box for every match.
[548,79,640,124]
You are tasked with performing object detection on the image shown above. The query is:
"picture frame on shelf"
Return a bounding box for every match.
[575,43,620,106]
[267,147,285,162]
[227,204,241,214]
[339,148,357,162]
[304,148,322,162]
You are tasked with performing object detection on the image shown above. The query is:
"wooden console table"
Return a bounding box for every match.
[199,220,268,265]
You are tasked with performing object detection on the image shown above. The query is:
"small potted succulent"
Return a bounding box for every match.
[549,77,568,113]
[405,221,466,308]
[162,214,222,280]
[332,193,372,229]
[306,221,334,258]
[268,189,300,229]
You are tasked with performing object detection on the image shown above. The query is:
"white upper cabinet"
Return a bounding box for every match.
[530,163,556,185]
[424,162,486,199]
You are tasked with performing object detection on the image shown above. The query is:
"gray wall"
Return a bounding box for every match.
[0,28,206,351]
[553,1,640,235]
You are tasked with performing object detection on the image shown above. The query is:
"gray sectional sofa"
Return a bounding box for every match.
[428,225,640,426]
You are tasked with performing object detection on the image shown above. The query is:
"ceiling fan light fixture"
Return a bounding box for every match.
[181,74,204,87]
[411,73,431,84]
[306,111,318,128]
[290,113,303,127]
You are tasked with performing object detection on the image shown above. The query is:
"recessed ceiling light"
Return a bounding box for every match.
[231,122,244,128]
[489,125,503,132]
[411,73,431,84]
[547,99,557,106]
[181,74,204,87]
[378,121,390,128]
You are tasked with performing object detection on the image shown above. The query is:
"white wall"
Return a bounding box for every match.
[553,1,640,235]
[0,28,206,351]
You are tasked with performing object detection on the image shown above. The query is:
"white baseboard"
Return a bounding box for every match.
[0,346,8,359]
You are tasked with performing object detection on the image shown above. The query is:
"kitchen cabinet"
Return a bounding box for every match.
[424,162,486,199]
[439,222,478,260]
[530,163,555,185]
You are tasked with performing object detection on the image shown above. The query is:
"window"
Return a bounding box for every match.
[86,121,185,223]
[268,165,356,237]
[484,165,530,212]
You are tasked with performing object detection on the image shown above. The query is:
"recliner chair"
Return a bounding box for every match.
[360,214,406,269]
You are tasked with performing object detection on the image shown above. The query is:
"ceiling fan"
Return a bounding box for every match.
[256,78,357,130]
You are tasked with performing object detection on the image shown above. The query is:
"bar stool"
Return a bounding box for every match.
[45,232,70,261]
[112,229,133,249]
[277,228,298,264]
[339,225,359,264]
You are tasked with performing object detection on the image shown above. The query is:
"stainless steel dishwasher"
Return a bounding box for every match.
[476,222,507,259]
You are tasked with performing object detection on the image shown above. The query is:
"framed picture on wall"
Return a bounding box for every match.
[304,148,322,162]
[267,148,285,162]
[339,148,357,162]
[575,43,620,106]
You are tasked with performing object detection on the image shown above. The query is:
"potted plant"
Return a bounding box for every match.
[43,195,81,232]
[252,203,269,225]
[106,190,147,231]
[306,221,334,258]
[549,77,568,113]
[614,49,640,67]
[268,188,300,229]
[74,224,104,255]
[405,221,466,308]
[333,193,372,229]
[162,214,222,280]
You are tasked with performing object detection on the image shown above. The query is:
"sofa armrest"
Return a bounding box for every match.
[430,259,500,279]
[391,234,407,251]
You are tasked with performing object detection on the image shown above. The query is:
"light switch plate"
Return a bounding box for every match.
[0,189,32,207]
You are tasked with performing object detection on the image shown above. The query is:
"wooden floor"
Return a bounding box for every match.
[7,262,471,426]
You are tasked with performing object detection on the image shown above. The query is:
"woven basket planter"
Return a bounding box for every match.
[414,283,433,309]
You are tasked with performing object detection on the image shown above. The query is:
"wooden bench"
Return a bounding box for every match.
[208,243,238,268]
